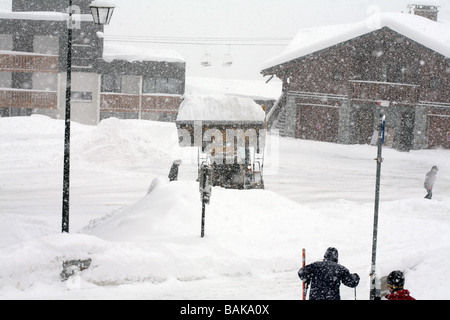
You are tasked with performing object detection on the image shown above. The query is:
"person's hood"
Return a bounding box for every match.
[324,247,338,263]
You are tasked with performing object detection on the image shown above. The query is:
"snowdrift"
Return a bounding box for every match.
[0,115,449,300]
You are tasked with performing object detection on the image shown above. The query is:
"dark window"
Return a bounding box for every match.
[333,71,343,81]
[430,78,440,90]
[382,63,404,83]
[143,77,182,94]
[167,78,182,94]
[71,91,92,101]
[101,74,121,93]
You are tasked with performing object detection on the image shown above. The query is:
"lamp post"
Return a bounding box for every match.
[61,0,116,233]
[369,113,386,300]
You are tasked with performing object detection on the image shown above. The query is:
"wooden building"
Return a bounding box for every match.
[0,0,185,125]
[261,3,450,150]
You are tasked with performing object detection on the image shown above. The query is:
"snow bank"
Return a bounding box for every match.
[74,117,180,168]
[0,116,449,300]
[176,95,266,122]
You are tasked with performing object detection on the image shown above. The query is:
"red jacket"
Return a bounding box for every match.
[385,289,416,300]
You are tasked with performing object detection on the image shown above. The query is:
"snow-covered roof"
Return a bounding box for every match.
[0,11,93,22]
[176,95,266,122]
[102,42,185,63]
[261,12,450,71]
[90,0,117,7]
[185,76,282,100]
[0,50,57,57]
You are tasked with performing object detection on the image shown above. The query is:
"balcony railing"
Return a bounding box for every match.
[100,93,140,112]
[0,52,59,73]
[0,89,57,109]
[100,93,181,113]
[349,80,420,104]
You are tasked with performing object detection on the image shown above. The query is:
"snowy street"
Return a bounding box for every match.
[1,115,449,300]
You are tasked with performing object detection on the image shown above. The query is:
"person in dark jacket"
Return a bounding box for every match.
[385,270,415,300]
[298,247,360,300]
[168,159,182,181]
[424,166,438,199]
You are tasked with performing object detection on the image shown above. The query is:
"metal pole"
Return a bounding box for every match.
[62,0,73,233]
[201,167,207,238]
[302,248,306,300]
[201,199,205,238]
[370,114,385,300]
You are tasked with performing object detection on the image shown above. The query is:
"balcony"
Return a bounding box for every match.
[349,80,420,105]
[100,93,181,113]
[0,89,57,109]
[0,52,59,73]
[100,93,140,112]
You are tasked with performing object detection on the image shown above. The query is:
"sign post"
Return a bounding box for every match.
[199,164,212,238]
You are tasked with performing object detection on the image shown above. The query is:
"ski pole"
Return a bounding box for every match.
[302,248,306,300]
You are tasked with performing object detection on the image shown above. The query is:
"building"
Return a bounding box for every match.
[261,3,450,151]
[0,0,185,125]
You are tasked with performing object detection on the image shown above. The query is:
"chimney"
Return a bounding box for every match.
[408,3,440,21]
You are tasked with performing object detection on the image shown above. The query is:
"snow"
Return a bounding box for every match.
[0,50,57,57]
[185,76,282,101]
[90,0,117,8]
[409,1,441,6]
[176,95,266,122]
[0,11,93,22]
[262,11,450,70]
[0,113,449,301]
[103,42,185,63]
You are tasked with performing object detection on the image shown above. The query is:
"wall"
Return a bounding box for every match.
[0,34,12,88]
[13,0,94,14]
[58,71,100,125]
[281,28,450,104]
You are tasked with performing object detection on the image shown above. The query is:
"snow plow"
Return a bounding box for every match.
[176,96,266,189]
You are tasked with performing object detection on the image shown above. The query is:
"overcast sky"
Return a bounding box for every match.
[1,0,450,80]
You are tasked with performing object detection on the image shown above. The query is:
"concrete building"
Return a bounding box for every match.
[0,0,185,125]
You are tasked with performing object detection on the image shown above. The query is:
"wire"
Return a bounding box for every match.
[103,35,291,46]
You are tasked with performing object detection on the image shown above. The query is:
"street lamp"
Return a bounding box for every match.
[62,0,116,233]
[90,0,116,25]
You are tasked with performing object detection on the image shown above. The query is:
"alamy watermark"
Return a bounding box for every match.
[176,122,280,175]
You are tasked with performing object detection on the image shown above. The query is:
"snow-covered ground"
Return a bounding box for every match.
[0,114,449,300]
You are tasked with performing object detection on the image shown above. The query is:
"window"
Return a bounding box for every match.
[143,77,182,94]
[430,78,440,90]
[101,74,121,93]
[33,35,58,55]
[332,71,343,81]
[382,63,404,83]
[142,77,156,93]
[167,78,182,94]
[71,91,92,101]
[155,78,167,93]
